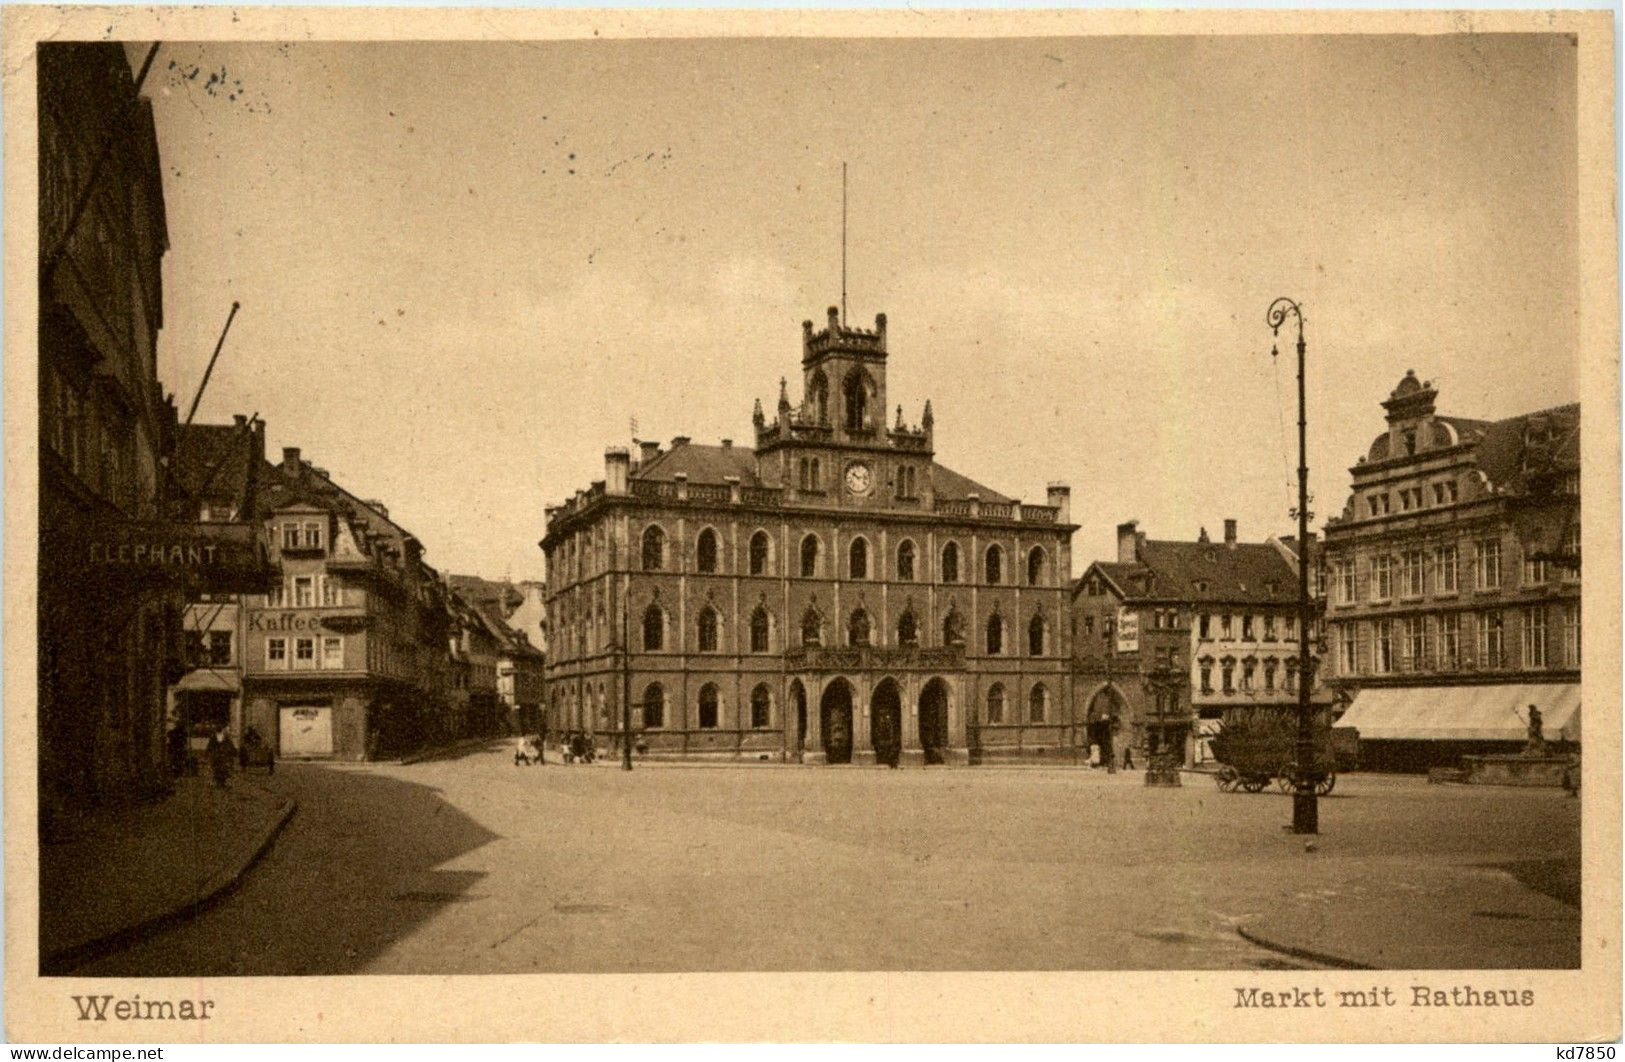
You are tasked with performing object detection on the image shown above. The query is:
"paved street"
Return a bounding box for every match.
[74,748,1580,975]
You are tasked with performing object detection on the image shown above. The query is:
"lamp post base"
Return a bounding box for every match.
[1292,791,1319,834]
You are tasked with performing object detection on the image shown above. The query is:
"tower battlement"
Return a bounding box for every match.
[803,306,887,362]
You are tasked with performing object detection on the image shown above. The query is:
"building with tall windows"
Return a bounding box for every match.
[1325,372,1580,771]
[540,305,1076,765]
[1073,519,1328,769]
[239,447,452,760]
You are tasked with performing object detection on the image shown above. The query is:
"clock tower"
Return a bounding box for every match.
[753,306,936,507]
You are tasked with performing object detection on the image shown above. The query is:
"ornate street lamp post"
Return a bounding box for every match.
[1269,297,1317,835]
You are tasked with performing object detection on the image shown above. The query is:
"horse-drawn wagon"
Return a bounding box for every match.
[1208,705,1359,795]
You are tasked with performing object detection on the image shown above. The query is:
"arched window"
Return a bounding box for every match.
[849,608,872,647]
[750,684,771,729]
[1028,683,1049,723]
[642,604,664,651]
[849,537,869,579]
[811,458,821,489]
[801,607,822,647]
[986,614,1004,655]
[800,534,821,578]
[843,369,870,433]
[696,528,719,573]
[985,544,1003,585]
[986,683,1006,724]
[943,606,965,646]
[897,540,916,581]
[641,525,665,571]
[749,530,771,575]
[642,683,665,729]
[1028,614,1047,656]
[897,609,918,646]
[698,683,719,729]
[1027,546,1047,586]
[941,541,960,583]
[809,371,829,425]
[750,606,771,653]
[697,607,720,652]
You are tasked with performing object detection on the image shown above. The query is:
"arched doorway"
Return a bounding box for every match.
[790,679,808,760]
[820,679,854,765]
[870,679,902,768]
[918,677,950,765]
[1087,686,1126,768]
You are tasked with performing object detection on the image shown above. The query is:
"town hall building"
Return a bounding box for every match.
[540,306,1077,765]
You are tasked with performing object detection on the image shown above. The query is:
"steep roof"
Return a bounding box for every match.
[635,443,759,486]
[1094,539,1299,605]
[928,462,1013,504]
[632,439,1014,504]
[172,422,259,514]
[1472,403,1580,491]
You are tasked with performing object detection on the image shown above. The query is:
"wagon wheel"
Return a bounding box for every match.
[1239,776,1268,793]
[1315,773,1337,796]
[1276,762,1298,793]
[1215,765,1240,792]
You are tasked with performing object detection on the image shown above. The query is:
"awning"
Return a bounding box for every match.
[1338,684,1579,742]
[172,668,241,693]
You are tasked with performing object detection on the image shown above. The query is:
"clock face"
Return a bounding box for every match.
[845,462,873,496]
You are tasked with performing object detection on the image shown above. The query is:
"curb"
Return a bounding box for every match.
[1235,922,1375,971]
[41,796,297,975]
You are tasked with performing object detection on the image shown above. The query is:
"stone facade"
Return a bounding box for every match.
[541,306,1077,765]
[37,44,180,823]
[1323,373,1580,770]
[240,448,452,760]
[1073,519,1327,768]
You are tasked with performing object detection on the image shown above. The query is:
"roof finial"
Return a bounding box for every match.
[752,397,765,428]
[777,376,790,412]
[922,399,934,428]
[895,404,905,430]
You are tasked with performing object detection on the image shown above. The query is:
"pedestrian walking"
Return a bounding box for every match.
[207,727,235,788]
[1122,744,1135,771]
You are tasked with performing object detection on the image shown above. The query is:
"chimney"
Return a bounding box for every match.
[828,305,841,331]
[1117,520,1140,564]
[1046,482,1071,524]
[605,447,630,495]
[639,440,661,465]
[282,446,301,473]
[365,499,390,520]
[233,414,247,428]
[670,435,691,449]
[721,438,732,449]
[1224,519,1238,546]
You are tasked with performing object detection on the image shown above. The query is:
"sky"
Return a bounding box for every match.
[132,34,1580,580]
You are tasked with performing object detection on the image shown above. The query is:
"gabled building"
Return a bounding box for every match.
[165,416,269,745]
[240,447,451,760]
[540,305,1076,765]
[1325,373,1581,771]
[447,575,547,733]
[1073,519,1327,768]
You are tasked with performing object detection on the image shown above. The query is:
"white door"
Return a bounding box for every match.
[279,705,333,757]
